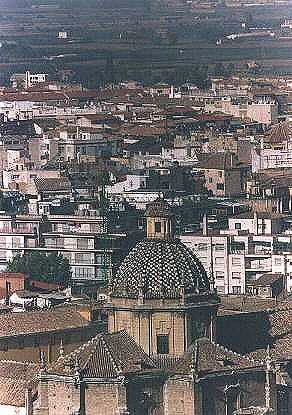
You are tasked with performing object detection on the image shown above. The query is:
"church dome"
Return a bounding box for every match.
[111,238,211,299]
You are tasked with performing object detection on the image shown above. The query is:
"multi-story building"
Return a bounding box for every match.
[196,152,249,197]
[59,126,122,162]
[205,96,278,125]
[180,211,292,295]
[0,210,128,295]
[180,233,246,295]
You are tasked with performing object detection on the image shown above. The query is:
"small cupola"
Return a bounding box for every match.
[145,199,174,240]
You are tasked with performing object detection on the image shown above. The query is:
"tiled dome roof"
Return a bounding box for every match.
[111,239,210,299]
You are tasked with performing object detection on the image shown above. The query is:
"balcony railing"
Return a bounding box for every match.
[0,227,35,234]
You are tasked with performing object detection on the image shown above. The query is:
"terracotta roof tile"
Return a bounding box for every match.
[49,330,156,378]
[0,308,89,338]
[175,337,262,376]
[265,122,292,144]
[0,361,38,407]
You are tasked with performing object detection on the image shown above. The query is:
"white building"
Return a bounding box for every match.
[58,31,68,39]
[180,233,246,295]
[205,97,278,125]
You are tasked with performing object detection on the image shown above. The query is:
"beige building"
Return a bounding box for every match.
[197,152,249,197]
[0,307,97,363]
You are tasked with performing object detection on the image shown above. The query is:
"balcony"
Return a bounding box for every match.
[0,226,36,234]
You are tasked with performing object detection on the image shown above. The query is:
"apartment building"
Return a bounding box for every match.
[0,210,127,294]
[180,211,292,295]
[59,126,122,162]
[180,233,246,295]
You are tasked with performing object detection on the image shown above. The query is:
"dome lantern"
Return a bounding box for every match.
[145,199,174,240]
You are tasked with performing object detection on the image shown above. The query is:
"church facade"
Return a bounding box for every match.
[33,200,278,415]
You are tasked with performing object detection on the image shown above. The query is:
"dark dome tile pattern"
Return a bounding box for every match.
[111,239,210,299]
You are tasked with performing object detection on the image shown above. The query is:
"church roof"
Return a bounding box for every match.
[111,238,211,299]
[49,331,261,380]
[175,337,262,377]
[49,330,157,378]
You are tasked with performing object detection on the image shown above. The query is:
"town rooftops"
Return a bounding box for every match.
[218,295,279,316]
[0,89,99,103]
[196,152,246,170]
[0,360,38,407]
[0,308,89,339]
[11,289,39,299]
[34,177,71,193]
[265,121,292,144]
[175,337,261,377]
[247,273,283,287]
[230,211,283,220]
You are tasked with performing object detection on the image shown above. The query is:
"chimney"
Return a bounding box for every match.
[203,214,208,236]
[253,211,258,235]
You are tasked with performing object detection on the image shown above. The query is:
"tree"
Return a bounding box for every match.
[6,252,71,286]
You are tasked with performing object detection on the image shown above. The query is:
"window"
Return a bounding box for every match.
[0,237,5,249]
[209,177,213,183]
[12,237,21,248]
[232,272,241,279]
[217,286,225,294]
[274,257,282,266]
[232,286,242,294]
[75,253,92,264]
[157,335,169,354]
[192,320,207,341]
[215,271,225,279]
[215,244,225,251]
[74,267,95,279]
[154,222,162,233]
[77,238,89,250]
[235,223,241,230]
[232,257,241,266]
[217,183,224,190]
[215,257,224,265]
[219,171,223,178]
[0,342,8,351]
[198,243,208,251]
[45,238,57,248]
